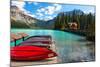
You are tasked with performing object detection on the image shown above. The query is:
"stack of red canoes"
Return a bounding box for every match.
[19,36,52,48]
[11,46,57,61]
[11,35,57,61]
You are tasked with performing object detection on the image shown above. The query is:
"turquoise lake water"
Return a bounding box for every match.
[11,29,95,63]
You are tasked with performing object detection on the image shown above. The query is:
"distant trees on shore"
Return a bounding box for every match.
[54,9,95,31]
[54,9,95,40]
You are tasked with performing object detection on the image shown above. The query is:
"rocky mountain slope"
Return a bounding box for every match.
[11,6,55,29]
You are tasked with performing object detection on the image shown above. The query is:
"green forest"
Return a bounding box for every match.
[54,9,95,41]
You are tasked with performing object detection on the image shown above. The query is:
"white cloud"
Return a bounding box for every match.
[11,1,25,11]
[37,7,46,13]
[11,1,36,18]
[36,12,44,17]
[43,16,53,21]
[35,4,62,20]
[53,4,62,11]
[84,9,95,14]
[36,4,62,16]
[40,8,45,12]
[37,9,41,13]
[45,4,62,15]
[27,2,33,4]
[26,2,39,5]
[45,6,55,15]
[33,2,39,5]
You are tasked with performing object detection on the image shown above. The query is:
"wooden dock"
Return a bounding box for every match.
[11,40,59,67]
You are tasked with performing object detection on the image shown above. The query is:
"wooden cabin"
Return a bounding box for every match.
[68,22,78,30]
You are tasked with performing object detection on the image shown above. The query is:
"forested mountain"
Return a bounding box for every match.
[54,9,95,31]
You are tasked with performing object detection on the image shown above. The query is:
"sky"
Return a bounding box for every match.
[11,1,95,21]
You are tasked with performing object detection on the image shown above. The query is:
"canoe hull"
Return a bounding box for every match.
[11,53,57,61]
[11,46,57,61]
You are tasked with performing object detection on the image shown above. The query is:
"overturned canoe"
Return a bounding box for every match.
[22,40,52,44]
[31,35,52,39]
[11,46,57,61]
[23,35,52,43]
[20,42,51,48]
[26,36,52,42]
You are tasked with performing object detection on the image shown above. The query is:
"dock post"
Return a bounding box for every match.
[22,37,24,41]
[14,39,17,46]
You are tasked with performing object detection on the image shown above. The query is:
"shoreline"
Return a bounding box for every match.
[63,29,95,42]
[11,28,95,41]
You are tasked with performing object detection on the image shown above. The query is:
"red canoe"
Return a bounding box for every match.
[23,40,52,44]
[11,46,57,61]
[20,42,51,48]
